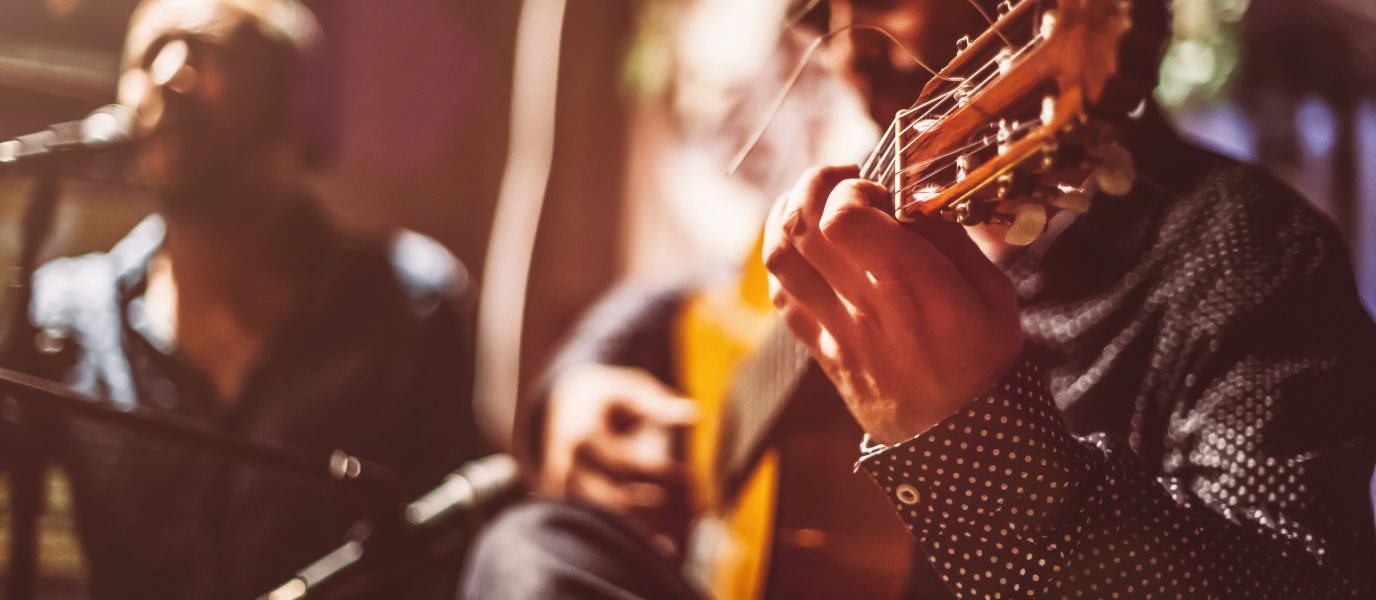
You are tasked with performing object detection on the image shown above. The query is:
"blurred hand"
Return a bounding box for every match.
[763,165,1023,446]
[540,363,698,552]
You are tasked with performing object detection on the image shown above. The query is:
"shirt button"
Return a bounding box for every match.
[896,484,920,505]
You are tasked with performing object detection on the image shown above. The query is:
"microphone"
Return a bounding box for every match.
[404,452,520,526]
[0,105,136,166]
[259,453,523,600]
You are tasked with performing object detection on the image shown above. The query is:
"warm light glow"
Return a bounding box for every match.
[150,39,188,86]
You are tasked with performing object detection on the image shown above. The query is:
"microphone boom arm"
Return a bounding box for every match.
[0,365,405,501]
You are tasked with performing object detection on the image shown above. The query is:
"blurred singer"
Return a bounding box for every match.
[23,0,486,598]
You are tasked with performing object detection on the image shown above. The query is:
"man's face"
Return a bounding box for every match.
[118,0,291,207]
[827,0,991,125]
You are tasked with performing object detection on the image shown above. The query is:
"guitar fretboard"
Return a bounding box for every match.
[716,162,890,498]
[716,321,811,497]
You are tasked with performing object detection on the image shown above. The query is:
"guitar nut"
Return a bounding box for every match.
[896,484,920,505]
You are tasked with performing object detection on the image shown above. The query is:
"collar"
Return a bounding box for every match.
[116,201,345,357]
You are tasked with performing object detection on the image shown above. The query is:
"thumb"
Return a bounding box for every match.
[617,376,699,429]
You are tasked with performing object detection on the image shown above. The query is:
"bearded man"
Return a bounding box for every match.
[25,1,486,598]
[465,0,1376,598]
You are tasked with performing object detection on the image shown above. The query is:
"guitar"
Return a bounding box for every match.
[677,0,1168,598]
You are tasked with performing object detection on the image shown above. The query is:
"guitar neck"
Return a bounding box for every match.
[716,321,812,500]
[715,133,898,497]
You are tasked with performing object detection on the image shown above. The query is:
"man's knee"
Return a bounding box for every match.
[461,500,698,600]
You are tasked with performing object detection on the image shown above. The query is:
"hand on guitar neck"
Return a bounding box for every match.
[763,165,1023,446]
[539,363,699,554]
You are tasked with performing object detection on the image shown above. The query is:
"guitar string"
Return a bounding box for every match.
[761,0,1037,183]
[893,118,1044,205]
[895,118,1042,195]
[866,52,1007,184]
[869,124,998,189]
[963,0,1015,48]
[861,87,966,182]
[883,19,1048,190]
[870,53,1003,184]
[733,1,1043,210]
[875,42,1045,200]
[727,24,960,177]
[860,118,901,181]
[875,68,1007,188]
[892,115,1043,181]
[784,0,824,29]
[870,24,1047,184]
[873,29,1047,188]
[893,131,998,180]
[866,90,967,175]
[881,25,1046,176]
[864,90,969,180]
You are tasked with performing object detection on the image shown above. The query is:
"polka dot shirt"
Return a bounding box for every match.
[862,359,1370,599]
[861,139,1376,599]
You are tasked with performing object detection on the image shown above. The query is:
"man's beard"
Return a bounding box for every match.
[151,156,285,232]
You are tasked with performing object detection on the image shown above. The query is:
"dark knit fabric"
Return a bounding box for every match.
[463,500,703,600]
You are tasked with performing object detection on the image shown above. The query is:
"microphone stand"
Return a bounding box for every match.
[0,113,523,600]
[1,154,62,600]
[257,454,522,600]
[0,365,406,499]
[0,148,404,600]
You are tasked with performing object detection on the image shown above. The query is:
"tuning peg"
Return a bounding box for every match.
[1050,184,1092,213]
[952,198,993,225]
[992,203,1047,246]
[955,81,975,106]
[997,48,1014,76]
[1092,143,1135,196]
[956,154,980,181]
[997,120,1018,155]
[1040,10,1058,38]
[998,0,1014,16]
[1051,192,1091,213]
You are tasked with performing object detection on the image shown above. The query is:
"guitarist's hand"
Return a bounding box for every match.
[540,363,697,553]
[763,165,1023,446]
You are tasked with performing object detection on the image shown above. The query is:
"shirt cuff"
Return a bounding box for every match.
[859,358,1093,534]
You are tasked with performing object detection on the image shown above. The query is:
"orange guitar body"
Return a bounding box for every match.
[674,236,914,600]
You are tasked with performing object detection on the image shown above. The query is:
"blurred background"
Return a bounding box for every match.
[0,0,1372,596]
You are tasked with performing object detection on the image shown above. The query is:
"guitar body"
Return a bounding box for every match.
[675,237,913,600]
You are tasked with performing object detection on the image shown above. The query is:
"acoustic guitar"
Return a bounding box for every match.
[676,0,1168,598]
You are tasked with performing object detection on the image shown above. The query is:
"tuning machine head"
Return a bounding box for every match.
[1090,143,1136,196]
[956,35,973,54]
[956,154,981,182]
[990,202,1048,246]
[951,198,994,226]
[1049,183,1092,213]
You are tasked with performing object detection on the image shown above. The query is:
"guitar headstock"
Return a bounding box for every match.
[860,0,1168,245]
